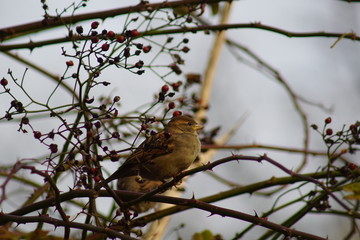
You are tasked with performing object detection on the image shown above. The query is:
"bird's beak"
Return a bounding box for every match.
[194,123,204,131]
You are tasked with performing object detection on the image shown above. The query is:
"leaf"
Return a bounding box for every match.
[342,182,360,200]
[191,230,215,240]
[342,182,360,193]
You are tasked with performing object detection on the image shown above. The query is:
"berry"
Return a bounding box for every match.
[311,124,318,130]
[101,29,107,35]
[124,47,130,57]
[94,175,101,182]
[326,128,333,136]
[91,36,99,43]
[91,21,99,29]
[49,144,58,153]
[33,131,42,139]
[89,168,98,175]
[21,117,29,125]
[131,29,139,37]
[97,57,103,63]
[134,60,144,69]
[168,102,175,109]
[107,30,115,39]
[136,43,143,49]
[142,45,151,53]
[76,26,83,34]
[348,163,357,170]
[161,84,169,93]
[112,131,120,138]
[1,78,8,86]
[113,96,120,102]
[101,43,109,51]
[172,82,181,91]
[117,35,125,43]
[325,117,332,124]
[94,121,101,128]
[182,46,190,53]
[173,111,182,117]
[183,38,189,44]
[66,61,74,67]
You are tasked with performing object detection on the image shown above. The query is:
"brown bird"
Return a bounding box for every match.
[95,115,202,190]
[117,176,163,212]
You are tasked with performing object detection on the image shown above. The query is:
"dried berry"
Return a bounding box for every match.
[34,131,42,139]
[76,26,83,34]
[168,102,175,109]
[91,21,99,29]
[66,61,74,67]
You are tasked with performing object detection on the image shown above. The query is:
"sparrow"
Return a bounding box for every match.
[117,176,163,212]
[95,115,203,190]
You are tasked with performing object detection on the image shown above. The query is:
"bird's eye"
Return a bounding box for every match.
[187,122,193,126]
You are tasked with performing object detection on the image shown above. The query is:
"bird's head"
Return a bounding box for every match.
[166,115,203,134]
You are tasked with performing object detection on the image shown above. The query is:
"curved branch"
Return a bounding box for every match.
[1,23,358,51]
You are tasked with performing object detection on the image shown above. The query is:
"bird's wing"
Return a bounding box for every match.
[123,130,175,167]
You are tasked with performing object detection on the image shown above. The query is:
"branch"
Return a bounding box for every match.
[1,23,358,51]
[0,0,228,41]
[0,214,137,240]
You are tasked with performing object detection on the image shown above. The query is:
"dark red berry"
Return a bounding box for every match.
[325,117,332,124]
[131,29,139,37]
[94,121,101,128]
[161,84,169,93]
[66,61,74,67]
[348,163,357,170]
[1,78,8,86]
[107,31,115,39]
[168,102,175,109]
[326,128,333,136]
[182,46,190,53]
[94,176,101,182]
[117,35,125,43]
[21,117,29,125]
[89,168,98,175]
[349,124,356,130]
[173,111,182,117]
[101,43,109,51]
[91,36,99,43]
[142,45,151,53]
[34,131,42,139]
[91,21,99,29]
[134,60,144,69]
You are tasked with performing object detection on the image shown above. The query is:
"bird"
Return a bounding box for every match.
[117,176,163,212]
[95,115,203,190]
